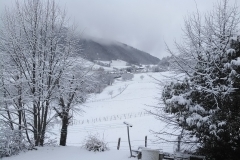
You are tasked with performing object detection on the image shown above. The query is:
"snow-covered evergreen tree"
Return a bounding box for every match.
[162,0,240,159]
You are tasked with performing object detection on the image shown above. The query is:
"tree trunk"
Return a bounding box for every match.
[22,110,32,145]
[60,112,69,146]
[39,101,49,146]
[33,104,39,146]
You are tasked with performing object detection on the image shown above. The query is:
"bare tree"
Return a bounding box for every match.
[118,87,122,93]
[0,0,82,146]
[108,90,114,98]
[53,61,96,146]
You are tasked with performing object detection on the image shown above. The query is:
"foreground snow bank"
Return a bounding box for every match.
[2,146,130,160]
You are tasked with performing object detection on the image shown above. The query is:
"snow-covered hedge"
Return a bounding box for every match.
[82,134,109,152]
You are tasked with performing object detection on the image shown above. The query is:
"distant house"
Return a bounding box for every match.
[113,67,119,71]
[136,67,144,72]
[94,60,111,67]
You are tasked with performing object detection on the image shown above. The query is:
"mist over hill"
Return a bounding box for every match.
[78,37,160,65]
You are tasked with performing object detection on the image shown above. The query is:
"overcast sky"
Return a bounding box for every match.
[0,0,237,58]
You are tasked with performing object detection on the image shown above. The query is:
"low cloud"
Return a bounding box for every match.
[1,0,236,58]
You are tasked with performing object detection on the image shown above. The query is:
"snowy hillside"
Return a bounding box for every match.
[64,72,179,149]
[2,72,180,160]
[61,72,178,152]
[79,37,160,65]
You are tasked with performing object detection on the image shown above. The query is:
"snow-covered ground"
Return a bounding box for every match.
[3,146,130,160]
[3,71,180,160]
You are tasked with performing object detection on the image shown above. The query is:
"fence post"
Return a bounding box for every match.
[117,138,121,150]
[145,136,147,147]
[177,129,184,152]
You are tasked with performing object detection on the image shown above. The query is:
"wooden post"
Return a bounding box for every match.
[145,136,147,147]
[123,121,133,157]
[127,126,132,157]
[177,135,181,152]
[117,138,121,150]
[177,129,184,152]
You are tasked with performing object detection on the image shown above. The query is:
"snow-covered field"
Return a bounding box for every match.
[62,72,177,150]
[110,59,129,69]
[3,71,180,160]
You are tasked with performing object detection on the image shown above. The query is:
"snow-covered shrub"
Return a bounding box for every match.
[0,126,31,158]
[82,134,109,152]
[152,66,163,72]
[94,72,114,93]
[98,67,105,72]
[122,73,134,81]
